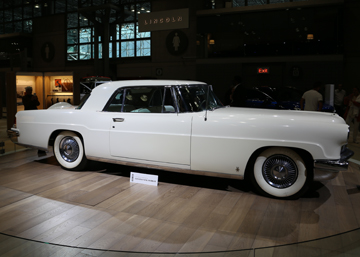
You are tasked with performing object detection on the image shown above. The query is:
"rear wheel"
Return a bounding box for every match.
[250,147,311,198]
[54,131,87,170]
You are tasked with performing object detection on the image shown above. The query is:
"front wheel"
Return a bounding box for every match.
[250,147,311,199]
[54,131,88,170]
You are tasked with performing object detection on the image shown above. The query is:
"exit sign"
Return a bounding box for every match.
[258,68,269,74]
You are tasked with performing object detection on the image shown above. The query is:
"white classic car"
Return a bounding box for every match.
[8,80,353,199]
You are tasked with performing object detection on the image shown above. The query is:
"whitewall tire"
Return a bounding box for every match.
[54,131,88,170]
[251,147,310,198]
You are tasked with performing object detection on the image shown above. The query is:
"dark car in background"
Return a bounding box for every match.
[244,86,334,112]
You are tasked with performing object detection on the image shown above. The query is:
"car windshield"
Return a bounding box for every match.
[175,84,223,112]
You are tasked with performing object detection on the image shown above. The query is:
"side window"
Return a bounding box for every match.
[175,86,206,112]
[175,87,191,112]
[123,86,176,113]
[105,86,177,113]
[105,89,124,112]
[163,87,176,113]
[124,87,156,113]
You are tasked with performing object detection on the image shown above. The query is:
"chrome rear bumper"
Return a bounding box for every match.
[314,147,354,181]
[7,128,19,144]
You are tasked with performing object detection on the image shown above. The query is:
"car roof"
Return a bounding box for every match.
[97,79,207,89]
[83,80,207,111]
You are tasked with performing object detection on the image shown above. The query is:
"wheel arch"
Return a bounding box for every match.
[49,129,85,148]
[244,146,314,181]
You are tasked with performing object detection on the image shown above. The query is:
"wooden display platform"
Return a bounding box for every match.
[0,149,359,253]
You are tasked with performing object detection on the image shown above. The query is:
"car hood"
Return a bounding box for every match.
[211,106,344,125]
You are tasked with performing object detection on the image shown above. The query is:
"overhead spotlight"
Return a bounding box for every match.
[34,4,40,8]
[141,7,145,11]
[146,10,150,13]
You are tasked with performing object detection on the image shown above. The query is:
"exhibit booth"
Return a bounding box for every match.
[16,72,74,112]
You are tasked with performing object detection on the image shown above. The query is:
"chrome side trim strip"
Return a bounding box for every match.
[87,156,244,180]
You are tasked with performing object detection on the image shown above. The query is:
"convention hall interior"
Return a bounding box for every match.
[0,0,360,256]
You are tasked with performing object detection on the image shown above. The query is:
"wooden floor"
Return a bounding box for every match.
[0,149,359,254]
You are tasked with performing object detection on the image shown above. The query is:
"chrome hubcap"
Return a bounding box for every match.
[262,155,298,188]
[59,136,79,162]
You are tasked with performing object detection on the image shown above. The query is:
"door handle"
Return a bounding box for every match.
[113,118,124,122]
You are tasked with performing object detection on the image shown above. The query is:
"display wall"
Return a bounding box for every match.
[45,74,73,108]
[15,72,74,111]
[16,75,43,112]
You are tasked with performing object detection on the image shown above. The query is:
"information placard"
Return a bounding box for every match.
[130,172,158,186]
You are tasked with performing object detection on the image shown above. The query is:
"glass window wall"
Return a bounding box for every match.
[0,0,150,61]
[65,0,151,61]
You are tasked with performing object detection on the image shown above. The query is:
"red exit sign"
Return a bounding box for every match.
[258,68,269,74]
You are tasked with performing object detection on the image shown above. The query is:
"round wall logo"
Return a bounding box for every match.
[41,42,55,62]
[166,30,188,56]
[290,66,302,79]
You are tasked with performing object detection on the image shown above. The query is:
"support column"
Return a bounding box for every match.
[343,0,360,90]
[6,72,16,130]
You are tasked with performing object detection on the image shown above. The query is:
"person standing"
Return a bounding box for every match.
[344,87,360,143]
[300,81,323,111]
[334,84,346,117]
[22,86,40,110]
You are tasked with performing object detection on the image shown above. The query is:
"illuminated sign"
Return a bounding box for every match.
[258,68,269,74]
[138,8,189,32]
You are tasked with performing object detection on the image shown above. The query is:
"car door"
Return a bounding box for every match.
[107,86,192,166]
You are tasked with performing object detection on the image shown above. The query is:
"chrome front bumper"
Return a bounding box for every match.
[313,147,354,181]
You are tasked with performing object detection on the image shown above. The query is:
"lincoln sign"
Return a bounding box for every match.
[138,8,189,32]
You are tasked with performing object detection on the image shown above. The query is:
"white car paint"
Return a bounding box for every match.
[10,80,352,198]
